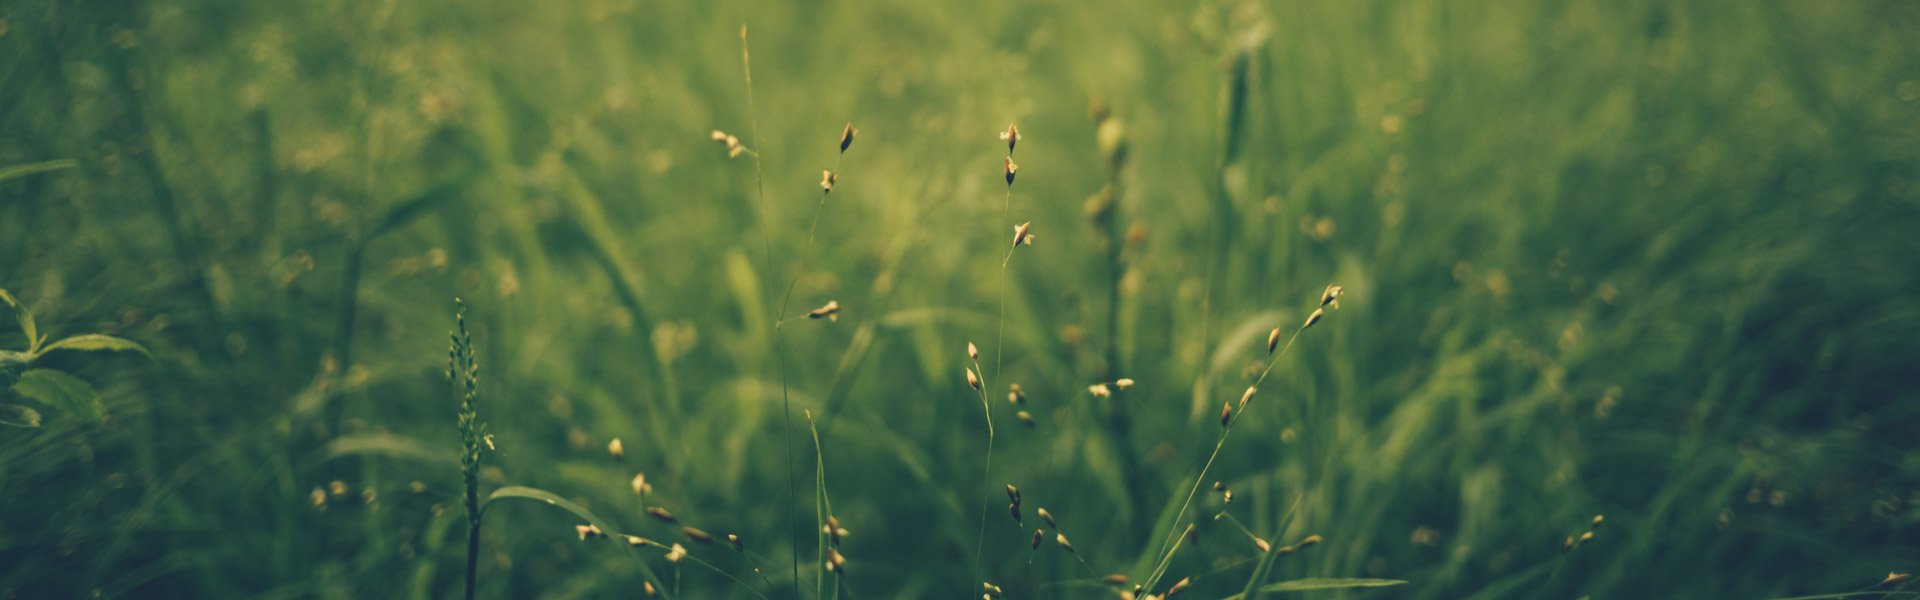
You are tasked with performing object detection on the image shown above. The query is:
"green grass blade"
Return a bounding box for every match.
[483,486,672,599]
[1221,578,1408,599]
[0,159,78,184]
[38,334,152,359]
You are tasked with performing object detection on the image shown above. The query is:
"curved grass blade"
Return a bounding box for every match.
[38,334,152,359]
[1222,577,1409,599]
[0,159,78,184]
[483,486,672,598]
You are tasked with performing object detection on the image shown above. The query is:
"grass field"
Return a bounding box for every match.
[3,0,1919,598]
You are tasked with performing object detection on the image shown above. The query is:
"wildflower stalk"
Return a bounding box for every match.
[449,299,486,600]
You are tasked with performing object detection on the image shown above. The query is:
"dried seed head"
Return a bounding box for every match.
[1578,531,1594,545]
[311,487,327,509]
[666,543,687,563]
[1009,503,1023,524]
[608,437,625,461]
[1302,307,1325,331]
[1239,386,1257,410]
[966,367,982,390]
[625,535,649,546]
[1088,383,1112,397]
[1012,222,1033,247]
[1220,402,1232,428]
[1267,327,1283,354]
[1004,157,1019,186]
[1016,410,1035,427]
[576,524,604,540]
[1563,536,1576,553]
[1000,124,1020,154]
[1115,378,1135,389]
[984,581,1004,596]
[631,473,652,496]
[1005,484,1021,505]
[1167,577,1192,597]
[682,527,714,544]
[808,300,842,321]
[1224,490,1234,504]
[820,170,837,193]
[1008,383,1026,405]
[1590,514,1605,529]
[1055,532,1075,553]
[825,547,847,571]
[646,506,677,523]
[1320,285,1344,309]
[711,130,745,157]
[644,581,657,596]
[330,480,348,497]
[1254,537,1272,553]
[1103,574,1131,586]
[1277,545,1295,555]
[1297,534,1322,549]
[1036,507,1057,529]
[1882,573,1913,587]
[727,533,743,550]
[1212,481,1226,492]
[968,342,980,361]
[839,122,857,153]
[1030,528,1045,549]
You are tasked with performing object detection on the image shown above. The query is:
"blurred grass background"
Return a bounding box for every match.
[4,0,1920,597]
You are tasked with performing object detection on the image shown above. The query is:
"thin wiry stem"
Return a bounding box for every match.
[736,24,800,598]
[1142,326,1305,592]
[976,158,1018,586]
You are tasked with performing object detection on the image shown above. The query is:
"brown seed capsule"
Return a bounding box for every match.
[1302,308,1324,330]
[968,342,980,361]
[1016,410,1035,427]
[646,507,677,523]
[1055,532,1075,553]
[1220,402,1232,428]
[682,527,714,544]
[1267,327,1282,354]
[840,122,857,153]
[608,438,625,460]
[966,368,982,390]
[1004,158,1018,186]
[1239,386,1257,411]
[820,170,837,193]
[808,300,842,321]
[1012,222,1033,247]
[1037,507,1056,529]
[1030,529,1045,549]
[1167,577,1192,597]
[1000,124,1020,154]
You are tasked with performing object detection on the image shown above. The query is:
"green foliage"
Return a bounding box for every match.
[11,369,102,422]
[0,288,148,426]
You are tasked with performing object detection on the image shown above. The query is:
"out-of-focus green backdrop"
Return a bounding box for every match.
[3,0,1918,597]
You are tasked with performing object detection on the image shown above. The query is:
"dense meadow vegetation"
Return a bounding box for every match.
[3,0,1919,597]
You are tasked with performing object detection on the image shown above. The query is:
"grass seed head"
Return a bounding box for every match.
[631,473,652,496]
[1255,537,1272,553]
[808,300,842,321]
[826,547,847,571]
[984,582,1004,596]
[1320,284,1344,308]
[1297,534,1322,549]
[666,543,687,563]
[1239,386,1257,410]
[1220,402,1232,428]
[1037,507,1056,529]
[607,437,624,461]
[644,581,657,596]
[576,524,604,540]
[968,342,980,361]
[1590,514,1605,529]
[1055,532,1075,553]
[1016,410,1035,427]
[1115,378,1134,389]
[1031,528,1045,549]
[1010,503,1023,524]
[726,533,743,551]
[1000,124,1020,154]
[1005,484,1021,505]
[840,122,857,153]
[1167,577,1192,597]
[682,527,713,544]
[1088,383,1112,397]
[1103,574,1130,586]
[1012,222,1033,247]
[646,506,678,523]
[1267,327,1283,354]
[820,169,836,193]
[625,535,649,546]
[1212,481,1226,492]
[1004,157,1019,186]
[967,367,982,390]
[1881,573,1913,587]
[1224,490,1234,504]
[1302,307,1324,331]
[1008,383,1026,405]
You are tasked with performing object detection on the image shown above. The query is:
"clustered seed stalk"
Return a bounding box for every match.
[449,299,486,600]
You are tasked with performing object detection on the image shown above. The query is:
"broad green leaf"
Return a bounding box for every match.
[0,403,41,428]
[483,486,672,598]
[0,159,77,184]
[1,350,26,392]
[38,334,152,359]
[0,288,37,355]
[12,369,102,421]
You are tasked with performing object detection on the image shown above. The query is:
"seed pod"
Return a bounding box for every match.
[1055,532,1075,553]
[1302,308,1324,331]
[1297,534,1323,549]
[646,507,678,523]
[631,473,652,496]
[1167,577,1192,597]
[825,547,847,571]
[576,524,604,540]
[1009,503,1023,524]
[1007,383,1026,405]
[644,581,657,596]
[983,582,1004,596]
[1000,124,1020,154]
[1320,284,1344,308]
[1016,410,1035,427]
[1212,481,1226,492]
[607,438,624,460]
[1590,514,1605,530]
[1220,402,1232,428]
[968,342,980,361]
[839,122,857,153]
[1088,383,1111,397]
[820,170,837,193]
[1012,222,1033,247]
[1267,327,1282,353]
[1004,158,1019,186]
[1239,386,1257,410]
[1005,484,1021,505]
[1103,574,1131,586]
[1114,378,1135,389]
[1031,529,1045,549]
[1224,490,1234,504]
[1037,507,1056,529]
[1578,531,1594,545]
[808,300,842,321]
[666,543,687,563]
[682,527,714,544]
[1254,537,1272,553]
[625,535,649,546]
[966,368,982,390]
